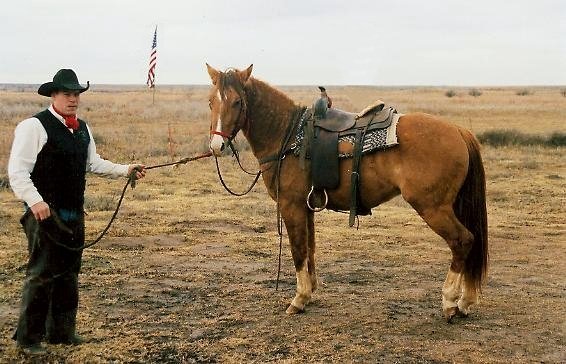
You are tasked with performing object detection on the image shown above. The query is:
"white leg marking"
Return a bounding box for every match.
[457,277,479,316]
[442,269,462,311]
[290,265,312,310]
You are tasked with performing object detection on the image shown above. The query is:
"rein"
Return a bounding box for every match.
[211,83,262,196]
[214,156,262,197]
[46,151,213,252]
[213,136,262,196]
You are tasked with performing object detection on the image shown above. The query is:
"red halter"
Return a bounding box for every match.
[210,130,232,138]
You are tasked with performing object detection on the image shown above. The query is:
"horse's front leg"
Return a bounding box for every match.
[282,204,312,315]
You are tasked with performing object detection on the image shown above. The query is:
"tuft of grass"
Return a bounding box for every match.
[84,194,117,211]
[468,88,482,97]
[92,132,106,146]
[0,175,10,190]
[132,191,153,201]
[477,129,566,147]
[547,132,566,147]
[445,90,457,98]
[516,89,532,96]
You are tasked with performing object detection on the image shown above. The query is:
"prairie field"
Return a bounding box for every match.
[0,84,565,363]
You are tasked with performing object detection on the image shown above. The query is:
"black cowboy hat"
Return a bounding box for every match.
[37,69,90,97]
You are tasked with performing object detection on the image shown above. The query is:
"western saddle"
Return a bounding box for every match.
[305,96,397,226]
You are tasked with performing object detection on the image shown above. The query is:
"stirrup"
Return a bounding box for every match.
[306,186,328,212]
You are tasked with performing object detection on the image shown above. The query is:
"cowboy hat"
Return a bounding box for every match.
[37,69,90,97]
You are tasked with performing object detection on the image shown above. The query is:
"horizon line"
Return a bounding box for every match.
[1,83,565,88]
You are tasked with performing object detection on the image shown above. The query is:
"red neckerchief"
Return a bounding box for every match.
[52,105,79,130]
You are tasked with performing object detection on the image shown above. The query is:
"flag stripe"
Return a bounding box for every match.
[147,27,157,88]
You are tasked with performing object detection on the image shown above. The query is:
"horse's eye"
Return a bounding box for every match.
[232,99,241,108]
[208,101,213,110]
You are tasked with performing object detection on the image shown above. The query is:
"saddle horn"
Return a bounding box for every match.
[314,86,332,119]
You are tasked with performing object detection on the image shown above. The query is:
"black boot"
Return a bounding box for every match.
[46,309,85,345]
[17,342,47,355]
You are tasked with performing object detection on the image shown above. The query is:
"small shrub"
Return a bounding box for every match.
[469,88,482,97]
[132,191,153,201]
[520,160,539,170]
[445,90,457,98]
[561,89,566,97]
[477,129,539,146]
[92,132,106,145]
[477,129,566,147]
[84,195,116,211]
[161,187,176,195]
[548,132,566,147]
[516,89,532,96]
[0,175,10,190]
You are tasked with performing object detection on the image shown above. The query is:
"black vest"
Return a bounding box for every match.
[30,109,90,211]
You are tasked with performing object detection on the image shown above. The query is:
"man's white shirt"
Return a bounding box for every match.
[8,105,129,207]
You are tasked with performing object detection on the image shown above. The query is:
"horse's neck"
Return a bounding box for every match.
[244,78,299,160]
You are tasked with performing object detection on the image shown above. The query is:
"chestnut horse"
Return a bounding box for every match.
[206,64,488,322]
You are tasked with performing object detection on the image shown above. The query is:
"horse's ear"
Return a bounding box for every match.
[239,64,253,83]
[206,63,219,85]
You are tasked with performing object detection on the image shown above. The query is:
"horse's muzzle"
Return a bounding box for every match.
[209,136,225,156]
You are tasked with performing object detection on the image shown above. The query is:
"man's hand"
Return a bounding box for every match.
[30,201,50,221]
[128,164,146,180]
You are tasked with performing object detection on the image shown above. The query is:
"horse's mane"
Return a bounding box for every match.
[218,68,295,108]
[246,77,295,107]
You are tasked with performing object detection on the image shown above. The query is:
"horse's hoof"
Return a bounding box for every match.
[444,307,459,323]
[286,304,304,315]
[457,308,469,318]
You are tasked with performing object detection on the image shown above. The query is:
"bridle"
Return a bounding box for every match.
[210,81,262,196]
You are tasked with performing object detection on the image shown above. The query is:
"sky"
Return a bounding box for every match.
[1,0,564,86]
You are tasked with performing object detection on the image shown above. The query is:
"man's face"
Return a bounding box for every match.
[51,90,80,115]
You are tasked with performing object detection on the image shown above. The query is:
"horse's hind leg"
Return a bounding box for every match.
[281,205,312,315]
[457,273,479,317]
[416,205,476,322]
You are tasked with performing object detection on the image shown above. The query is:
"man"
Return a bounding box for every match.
[8,69,146,355]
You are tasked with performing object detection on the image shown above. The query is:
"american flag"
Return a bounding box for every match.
[146,27,157,88]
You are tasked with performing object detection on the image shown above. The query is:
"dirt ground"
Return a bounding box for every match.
[0,86,564,363]
[1,146,564,363]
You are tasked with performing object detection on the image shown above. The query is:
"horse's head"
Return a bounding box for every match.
[206,63,253,156]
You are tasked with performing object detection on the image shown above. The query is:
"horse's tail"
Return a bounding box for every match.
[455,128,489,292]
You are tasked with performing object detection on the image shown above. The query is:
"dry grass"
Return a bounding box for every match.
[0,85,565,363]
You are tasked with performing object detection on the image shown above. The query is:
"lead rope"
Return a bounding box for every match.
[37,152,213,280]
[45,151,213,252]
